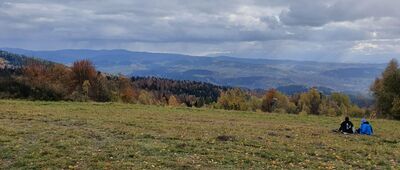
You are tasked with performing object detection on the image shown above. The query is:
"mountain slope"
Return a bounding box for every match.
[1,48,386,93]
[0,50,36,68]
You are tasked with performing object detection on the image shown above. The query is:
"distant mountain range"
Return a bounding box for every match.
[1,48,386,94]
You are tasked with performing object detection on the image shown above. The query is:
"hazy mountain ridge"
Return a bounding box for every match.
[0,50,56,69]
[1,48,386,93]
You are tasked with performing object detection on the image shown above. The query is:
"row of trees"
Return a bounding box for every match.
[19,60,207,106]
[15,60,132,102]
[0,58,371,117]
[215,88,366,117]
[2,49,398,119]
[0,56,227,107]
[214,58,400,120]
[131,77,227,107]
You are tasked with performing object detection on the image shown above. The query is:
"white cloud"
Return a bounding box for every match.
[0,0,399,63]
[351,43,379,51]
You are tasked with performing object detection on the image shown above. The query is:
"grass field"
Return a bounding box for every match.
[0,100,399,169]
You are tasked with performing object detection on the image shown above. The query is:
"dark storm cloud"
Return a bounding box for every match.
[0,0,399,62]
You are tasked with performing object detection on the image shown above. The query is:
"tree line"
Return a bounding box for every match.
[213,59,400,120]
[1,50,399,119]
[214,87,366,117]
[0,59,224,106]
[0,50,230,107]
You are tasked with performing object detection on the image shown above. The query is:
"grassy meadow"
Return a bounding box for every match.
[0,100,399,169]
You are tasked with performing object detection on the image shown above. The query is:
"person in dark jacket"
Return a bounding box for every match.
[356,118,373,135]
[338,117,354,134]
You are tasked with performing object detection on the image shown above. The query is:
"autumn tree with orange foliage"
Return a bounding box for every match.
[89,73,111,102]
[118,75,137,103]
[168,95,180,106]
[22,61,71,100]
[261,89,278,112]
[68,60,98,100]
[261,88,293,113]
[71,60,97,91]
[22,61,48,88]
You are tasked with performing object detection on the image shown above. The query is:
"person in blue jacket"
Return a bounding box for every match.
[356,118,373,135]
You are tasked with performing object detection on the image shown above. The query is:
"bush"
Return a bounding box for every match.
[138,90,155,105]
[348,105,366,118]
[216,88,251,111]
[262,88,294,113]
[168,95,180,107]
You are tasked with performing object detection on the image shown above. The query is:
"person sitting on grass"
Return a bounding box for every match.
[356,118,373,135]
[338,117,354,134]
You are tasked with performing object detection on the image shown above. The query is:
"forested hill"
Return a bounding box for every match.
[0,50,231,107]
[0,50,376,117]
[131,77,230,106]
[0,50,56,69]
[1,48,386,94]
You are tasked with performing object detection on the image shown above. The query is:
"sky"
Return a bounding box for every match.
[1,0,400,63]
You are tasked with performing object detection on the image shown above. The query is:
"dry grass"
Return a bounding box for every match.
[0,100,399,169]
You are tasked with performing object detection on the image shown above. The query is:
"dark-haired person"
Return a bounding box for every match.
[356,118,374,135]
[338,117,354,134]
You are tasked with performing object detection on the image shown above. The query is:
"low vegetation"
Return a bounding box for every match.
[0,100,399,169]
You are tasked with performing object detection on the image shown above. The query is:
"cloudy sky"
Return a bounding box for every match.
[1,0,400,63]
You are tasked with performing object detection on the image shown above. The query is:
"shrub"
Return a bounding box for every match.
[216,88,251,111]
[168,95,180,107]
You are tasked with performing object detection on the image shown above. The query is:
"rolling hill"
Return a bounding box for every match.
[1,48,386,93]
